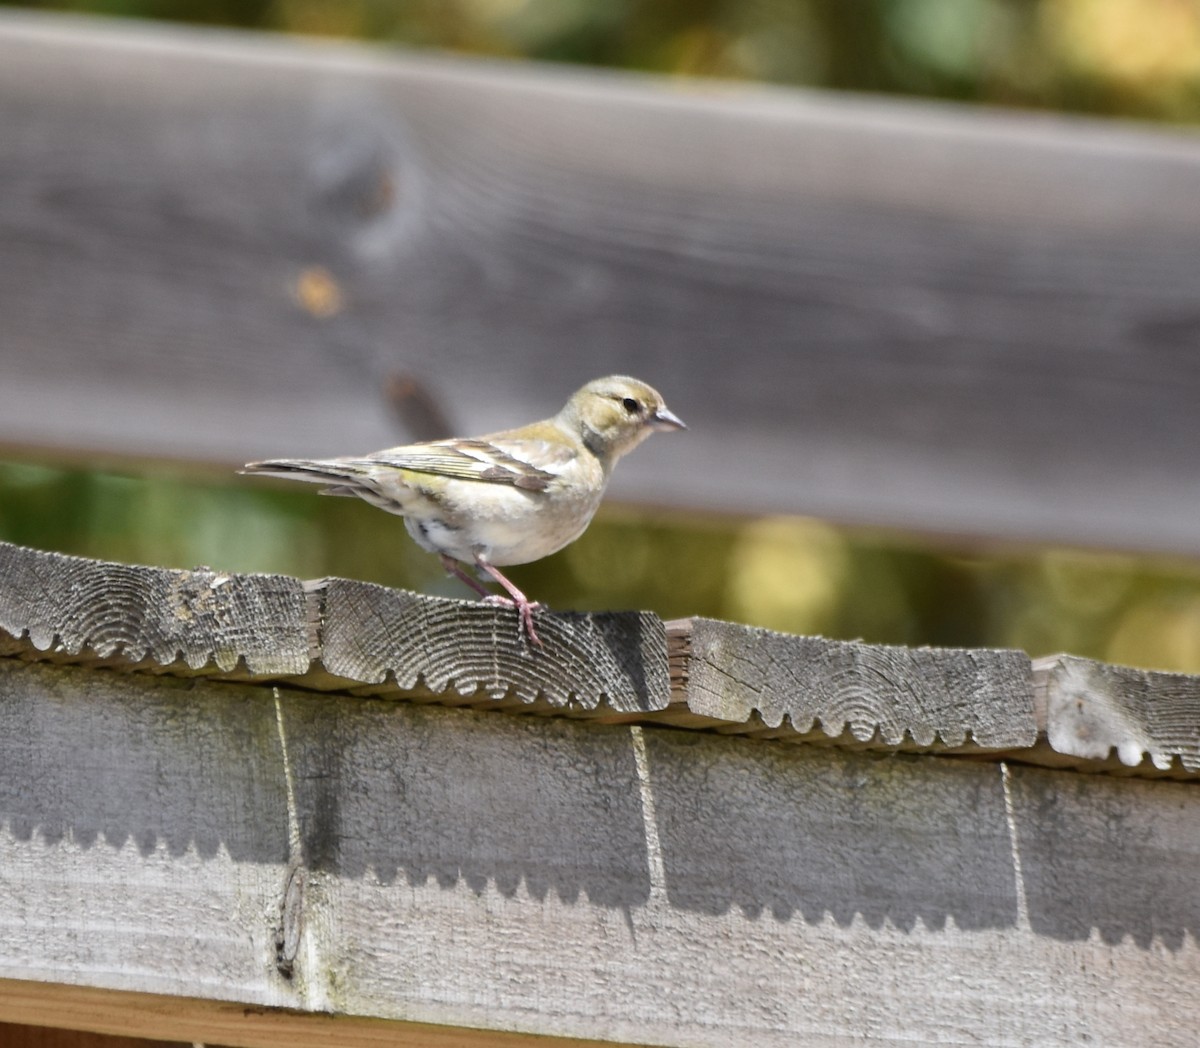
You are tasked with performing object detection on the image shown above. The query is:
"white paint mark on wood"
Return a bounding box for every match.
[274,688,302,862]
[1000,762,1029,932]
[630,726,667,901]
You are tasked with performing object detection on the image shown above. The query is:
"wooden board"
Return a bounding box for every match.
[666,616,1036,749]
[1034,654,1200,774]
[2,658,1198,1046]
[0,1019,183,1048]
[4,13,1200,551]
[313,577,670,713]
[4,539,1200,777]
[0,540,311,676]
[0,984,635,1048]
[0,540,671,715]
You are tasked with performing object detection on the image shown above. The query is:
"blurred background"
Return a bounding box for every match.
[8,0,1200,120]
[4,0,1200,670]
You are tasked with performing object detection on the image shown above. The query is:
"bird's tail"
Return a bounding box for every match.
[239,458,373,493]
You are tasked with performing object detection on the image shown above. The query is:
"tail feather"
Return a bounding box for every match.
[239,458,371,488]
[241,457,409,517]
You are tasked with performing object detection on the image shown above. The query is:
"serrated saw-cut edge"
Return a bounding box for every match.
[3,542,1199,777]
[0,541,312,678]
[670,618,1038,752]
[1034,654,1200,773]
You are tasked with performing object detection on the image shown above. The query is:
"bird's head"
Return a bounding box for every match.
[558,375,686,465]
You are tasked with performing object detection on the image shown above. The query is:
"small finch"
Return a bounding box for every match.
[240,376,685,645]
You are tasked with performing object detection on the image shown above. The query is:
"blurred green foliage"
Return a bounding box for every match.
[6,460,1200,673]
[6,0,1200,120]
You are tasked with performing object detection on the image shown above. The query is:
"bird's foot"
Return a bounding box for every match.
[471,555,544,648]
[482,594,544,647]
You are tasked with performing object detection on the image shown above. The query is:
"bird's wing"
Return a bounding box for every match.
[365,437,575,492]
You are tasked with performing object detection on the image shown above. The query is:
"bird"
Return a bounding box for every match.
[240,376,685,646]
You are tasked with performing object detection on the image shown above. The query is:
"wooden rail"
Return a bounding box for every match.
[2,540,1199,1046]
[3,12,1200,553]
[1,541,1197,777]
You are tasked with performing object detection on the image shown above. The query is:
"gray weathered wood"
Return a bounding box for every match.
[4,13,1200,551]
[2,657,1198,1047]
[666,617,1037,749]
[0,541,671,718]
[0,540,311,676]
[6,539,1200,777]
[313,577,669,713]
[1034,654,1200,775]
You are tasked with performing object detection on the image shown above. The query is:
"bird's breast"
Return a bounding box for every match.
[405,470,603,566]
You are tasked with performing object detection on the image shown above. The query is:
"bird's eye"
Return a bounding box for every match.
[622,397,641,414]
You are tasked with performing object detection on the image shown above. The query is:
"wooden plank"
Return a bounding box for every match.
[0,982,635,1048]
[0,664,290,1000]
[0,540,671,718]
[1033,654,1200,774]
[0,541,312,676]
[313,577,669,713]
[2,659,1198,1046]
[3,14,1200,550]
[665,616,1037,749]
[0,1019,181,1048]
[6,538,1200,777]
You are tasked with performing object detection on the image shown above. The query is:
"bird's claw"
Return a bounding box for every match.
[482,594,544,647]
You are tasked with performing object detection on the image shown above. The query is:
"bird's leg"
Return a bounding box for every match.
[439,554,493,599]
[473,554,543,648]
[439,553,543,647]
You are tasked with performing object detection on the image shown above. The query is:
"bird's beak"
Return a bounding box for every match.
[650,406,687,431]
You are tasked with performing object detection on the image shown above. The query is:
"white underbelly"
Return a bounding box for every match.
[401,485,603,566]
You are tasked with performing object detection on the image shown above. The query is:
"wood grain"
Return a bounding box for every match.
[1034,654,1200,774]
[0,540,311,676]
[666,617,1037,749]
[0,981,637,1048]
[4,14,1200,550]
[312,576,670,713]
[0,1019,181,1048]
[3,661,1199,1046]
[0,540,672,718]
[5,538,1200,777]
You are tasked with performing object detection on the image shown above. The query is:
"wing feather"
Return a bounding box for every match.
[363,437,574,490]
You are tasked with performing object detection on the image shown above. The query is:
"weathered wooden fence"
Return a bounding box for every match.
[2,538,1199,1047]
[3,9,1200,1047]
